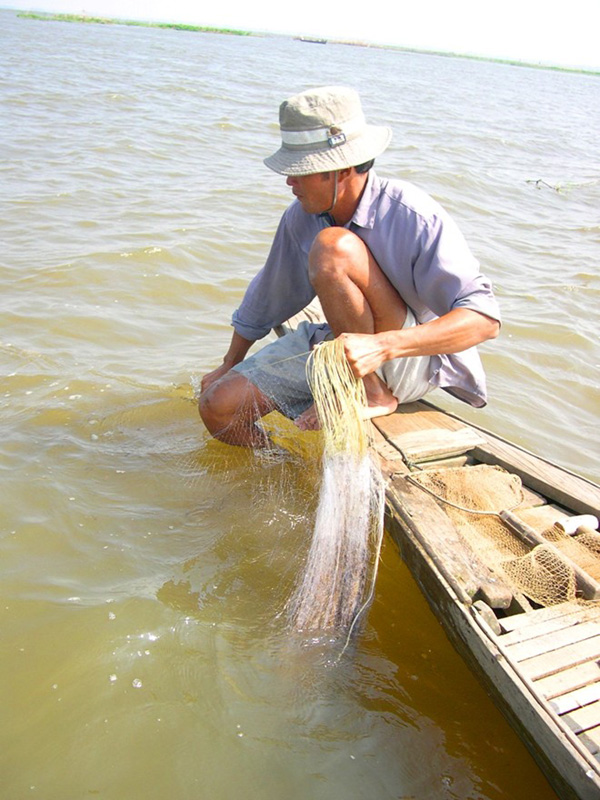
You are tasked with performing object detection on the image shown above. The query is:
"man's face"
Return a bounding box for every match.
[285,171,335,215]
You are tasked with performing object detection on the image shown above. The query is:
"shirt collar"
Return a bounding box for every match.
[349,169,381,230]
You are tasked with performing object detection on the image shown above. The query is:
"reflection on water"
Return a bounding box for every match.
[2,7,598,798]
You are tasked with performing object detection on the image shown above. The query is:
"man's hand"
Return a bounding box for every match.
[338,309,500,379]
[200,362,234,394]
[338,331,387,378]
[199,332,255,395]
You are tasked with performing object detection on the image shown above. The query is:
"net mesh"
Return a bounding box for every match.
[411,464,599,607]
[287,339,385,634]
[195,347,387,636]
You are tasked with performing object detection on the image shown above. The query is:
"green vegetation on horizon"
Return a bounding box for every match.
[347,40,599,77]
[15,11,598,75]
[17,11,252,36]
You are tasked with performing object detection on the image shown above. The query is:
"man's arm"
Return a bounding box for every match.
[200,330,255,393]
[340,308,500,379]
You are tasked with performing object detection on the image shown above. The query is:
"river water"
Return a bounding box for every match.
[1,10,599,799]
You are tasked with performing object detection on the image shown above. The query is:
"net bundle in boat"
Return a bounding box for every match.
[411,465,600,607]
[287,339,385,633]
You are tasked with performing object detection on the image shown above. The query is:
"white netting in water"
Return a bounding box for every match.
[289,452,384,631]
[287,339,385,634]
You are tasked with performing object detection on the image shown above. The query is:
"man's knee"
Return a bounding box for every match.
[198,371,273,437]
[198,373,244,434]
[198,382,224,434]
[308,227,366,285]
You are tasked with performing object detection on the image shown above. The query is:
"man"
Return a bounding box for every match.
[199,86,500,446]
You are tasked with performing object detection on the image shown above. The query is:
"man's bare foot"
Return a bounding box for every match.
[361,373,398,420]
[294,374,396,431]
[295,404,320,430]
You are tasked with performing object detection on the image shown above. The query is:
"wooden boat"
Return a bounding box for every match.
[276,305,600,799]
[370,402,600,800]
[294,36,328,44]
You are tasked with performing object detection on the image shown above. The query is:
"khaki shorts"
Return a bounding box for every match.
[375,307,433,404]
[232,312,433,420]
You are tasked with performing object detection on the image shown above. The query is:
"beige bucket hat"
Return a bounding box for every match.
[264,86,392,176]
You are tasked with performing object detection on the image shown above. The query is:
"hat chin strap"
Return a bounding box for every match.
[320,171,339,221]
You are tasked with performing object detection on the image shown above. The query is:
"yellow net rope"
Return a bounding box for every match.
[306,338,370,458]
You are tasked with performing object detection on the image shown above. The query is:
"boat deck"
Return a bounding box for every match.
[371,401,600,799]
[500,602,600,761]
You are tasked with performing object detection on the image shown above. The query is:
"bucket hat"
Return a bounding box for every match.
[264,86,392,176]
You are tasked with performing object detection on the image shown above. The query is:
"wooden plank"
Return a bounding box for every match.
[520,636,600,681]
[375,406,547,509]
[550,683,600,715]
[562,700,600,735]
[415,455,471,471]
[506,620,600,662]
[385,478,476,603]
[384,427,486,463]
[534,660,600,700]
[376,403,595,513]
[579,725,600,756]
[501,604,600,645]
[370,424,409,477]
[386,474,514,608]
[517,486,550,509]
[428,557,600,799]
[499,601,586,633]
[473,437,600,517]
[374,402,465,437]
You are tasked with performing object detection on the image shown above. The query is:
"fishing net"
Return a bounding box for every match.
[411,465,599,607]
[287,339,385,633]
[196,340,386,635]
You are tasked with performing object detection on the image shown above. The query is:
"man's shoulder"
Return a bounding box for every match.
[274,198,321,251]
[283,198,325,233]
[376,174,446,222]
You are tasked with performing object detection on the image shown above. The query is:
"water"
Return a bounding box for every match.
[1,10,599,799]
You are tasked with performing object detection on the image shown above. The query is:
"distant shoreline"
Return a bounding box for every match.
[341,40,600,77]
[16,11,253,37]
[15,11,599,76]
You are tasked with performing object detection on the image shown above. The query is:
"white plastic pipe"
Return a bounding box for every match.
[555,515,599,535]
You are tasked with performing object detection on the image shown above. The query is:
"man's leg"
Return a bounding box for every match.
[199,322,319,446]
[297,227,408,427]
[198,370,277,447]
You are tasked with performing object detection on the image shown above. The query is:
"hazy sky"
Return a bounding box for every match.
[6,0,600,70]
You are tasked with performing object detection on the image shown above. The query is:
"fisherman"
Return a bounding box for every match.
[199,86,500,446]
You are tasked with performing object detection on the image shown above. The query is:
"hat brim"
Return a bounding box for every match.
[263,125,392,176]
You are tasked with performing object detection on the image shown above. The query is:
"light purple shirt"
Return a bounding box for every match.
[232,171,500,407]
